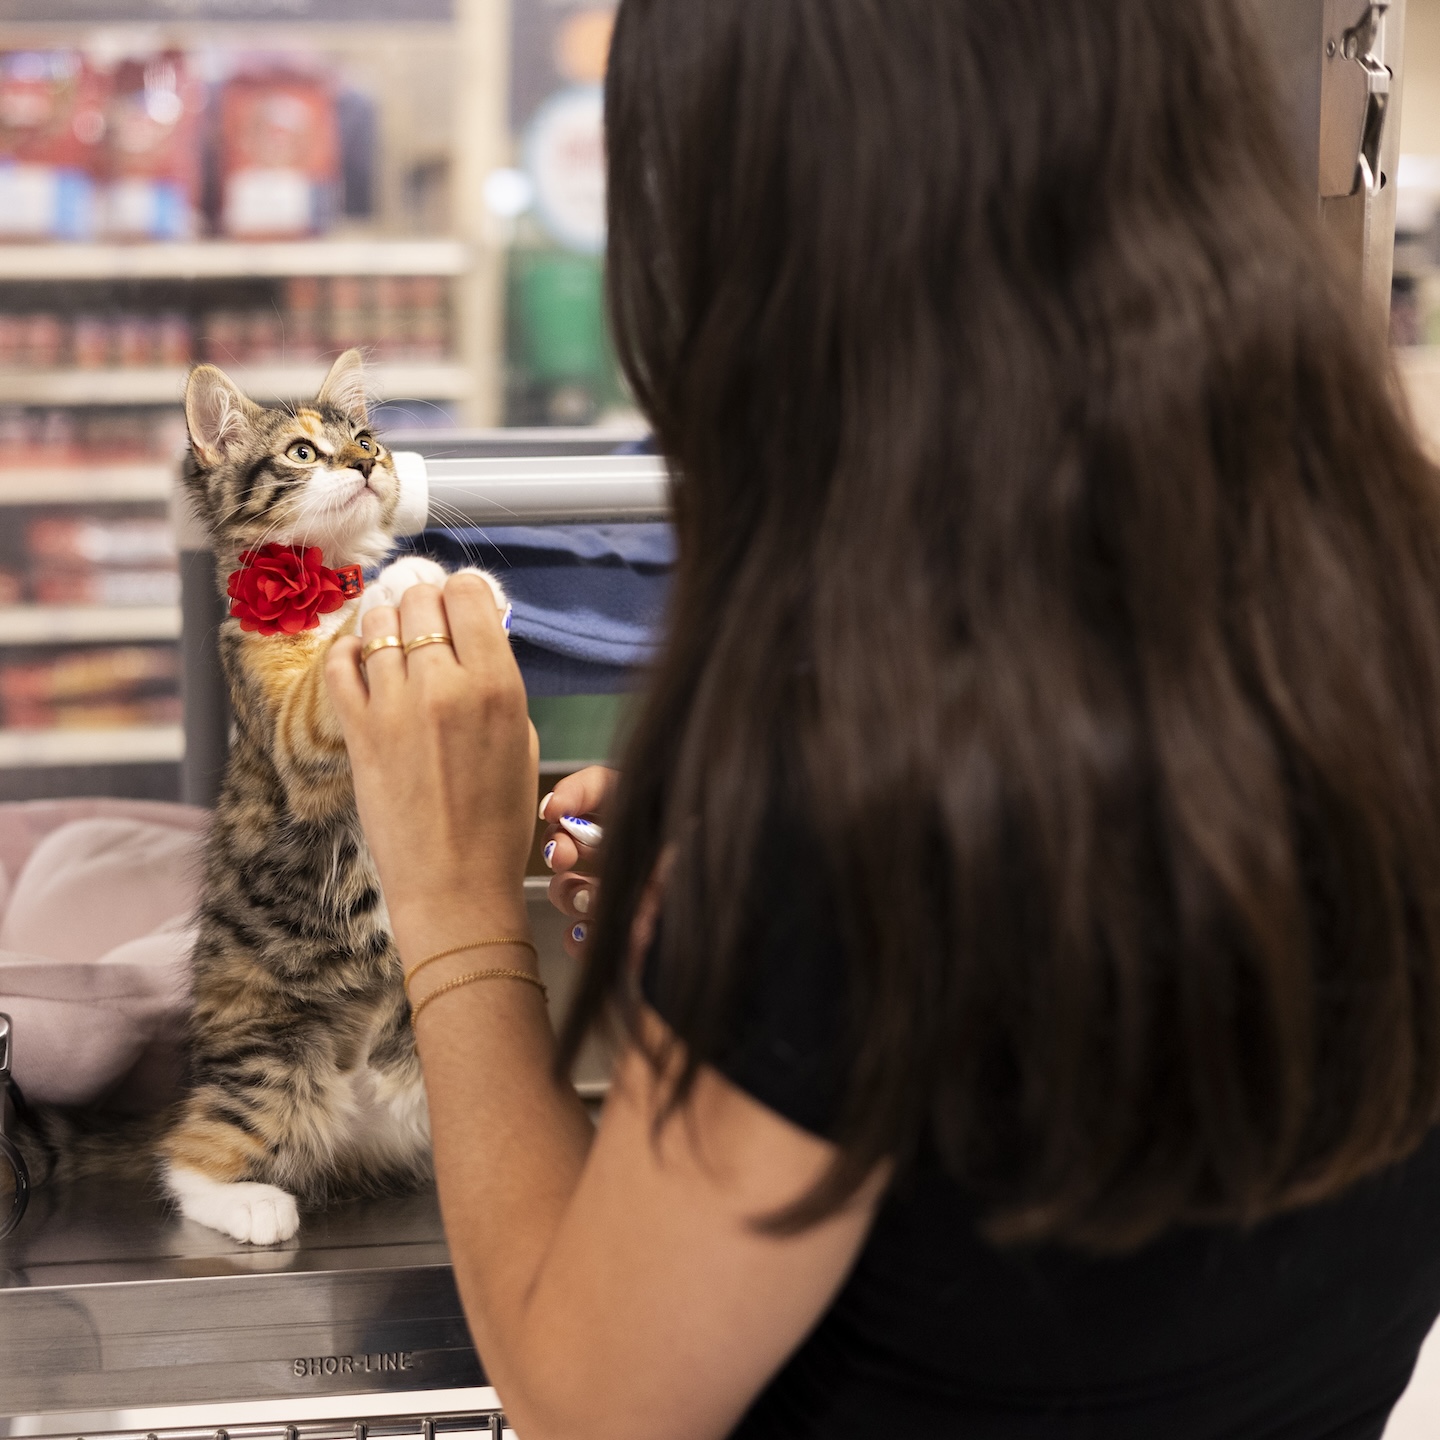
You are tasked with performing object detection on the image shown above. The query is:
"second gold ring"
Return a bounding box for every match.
[404,633,455,657]
[360,635,404,663]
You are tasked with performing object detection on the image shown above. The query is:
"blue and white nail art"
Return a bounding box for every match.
[503,604,514,636]
[542,840,557,868]
[559,816,604,847]
[571,923,588,944]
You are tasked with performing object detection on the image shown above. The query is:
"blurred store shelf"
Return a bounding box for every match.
[0,605,181,646]
[0,725,183,770]
[1400,346,1440,461]
[0,363,473,407]
[0,240,470,283]
[0,463,174,506]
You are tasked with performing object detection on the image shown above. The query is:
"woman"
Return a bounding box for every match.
[327,1,1440,1436]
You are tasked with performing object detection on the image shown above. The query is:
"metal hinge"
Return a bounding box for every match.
[1320,1,1393,198]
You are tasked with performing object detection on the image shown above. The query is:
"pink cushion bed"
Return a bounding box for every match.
[0,799,208,1110]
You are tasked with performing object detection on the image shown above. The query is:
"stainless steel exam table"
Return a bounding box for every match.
[0,439,669,1436]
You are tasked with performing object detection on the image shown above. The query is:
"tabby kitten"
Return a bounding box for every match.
[20,351,502,1246]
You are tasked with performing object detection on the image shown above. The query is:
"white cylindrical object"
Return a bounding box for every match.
[391,450,431,537]
[421,454,670,525]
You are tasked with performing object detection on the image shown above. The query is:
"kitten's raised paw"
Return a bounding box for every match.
[167,1165,300,1246]
[452,567,508,612]
[358,555,450,618]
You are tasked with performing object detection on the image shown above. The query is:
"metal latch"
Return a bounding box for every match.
[1320,0,1392,198]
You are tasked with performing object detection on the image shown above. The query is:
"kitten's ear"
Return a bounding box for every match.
[185,365,261,465]
[316,349,370,425]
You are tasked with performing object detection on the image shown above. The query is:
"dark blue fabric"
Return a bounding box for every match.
[404,524,673,696]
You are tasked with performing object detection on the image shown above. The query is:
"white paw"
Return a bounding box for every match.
[167,1165,300,1246]
[358,554,449,618]
[453,566,508,611]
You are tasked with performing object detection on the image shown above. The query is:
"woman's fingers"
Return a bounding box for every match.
[547,870,596,919]
[542,830,581,874]
[360,602,401,642]
[562,923,589,962]
[355,603,405,701]
[443,572,509,669]
[540,766,615,891]
[397,583,456,665]
[539,765,617,826]
[326,634,368,719]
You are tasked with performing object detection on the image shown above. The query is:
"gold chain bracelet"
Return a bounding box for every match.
[409,968,549,1030]
[404,937,539,1001]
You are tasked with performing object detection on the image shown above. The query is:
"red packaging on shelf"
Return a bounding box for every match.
[0,51,107,239]
[103,51,203,241]
[283,275,324,360]
[114,314,157,368]
[326,274,371,350]
[27,515,176,567]
[203,310,253,364]
[31,567,180,607]
[0,316,21,368]
[248,310,285,364]
[220,72,338,238]
[373,275,404,359]
[20,313,64,369]
[409,275,449,359]
[0,645,179,708]
[4,695,182,732]
[71,314,113,369]
[155,312,192,366]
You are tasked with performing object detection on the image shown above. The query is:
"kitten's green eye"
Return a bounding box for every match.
[288,441,317,464]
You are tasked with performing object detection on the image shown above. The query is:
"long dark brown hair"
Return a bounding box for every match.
[558,0,1440,1251]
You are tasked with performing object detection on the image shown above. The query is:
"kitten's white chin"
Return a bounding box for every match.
[277,509,395,570]
[328,523,396,570]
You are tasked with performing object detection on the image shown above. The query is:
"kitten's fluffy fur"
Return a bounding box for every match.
[19,352,502,1245]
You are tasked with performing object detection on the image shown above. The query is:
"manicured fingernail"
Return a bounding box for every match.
[572,923,588,944]
[543,840,557,868]
[560,816,604,847]
[539,792,554,821]
[573,888,591,914]
[503,604,513,635]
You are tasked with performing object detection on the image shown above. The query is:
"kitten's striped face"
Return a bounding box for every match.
[184,350,401,569]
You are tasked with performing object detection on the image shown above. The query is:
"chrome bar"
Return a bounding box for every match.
[419,454,671,526]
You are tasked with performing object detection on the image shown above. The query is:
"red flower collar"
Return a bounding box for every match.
[227,544,365,636]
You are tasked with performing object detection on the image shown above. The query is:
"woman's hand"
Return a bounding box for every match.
[326,574,539,966]
[539,765,617,960]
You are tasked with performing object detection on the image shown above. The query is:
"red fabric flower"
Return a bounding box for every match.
[226,544,349,636]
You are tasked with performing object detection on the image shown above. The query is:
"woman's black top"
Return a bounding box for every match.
[642,814,1440,1440]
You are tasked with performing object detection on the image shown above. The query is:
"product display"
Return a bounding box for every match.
[0,49,349,242]
[0,512,181,609]
[0,51,106,240]
[2,311,194,371]
[0,645,179,731]
[103,52,204,241]
[219,70,339,239]
[0,409,184,465]
[0,278,449,376]
[30,569,180,607]
[0,4,622,816]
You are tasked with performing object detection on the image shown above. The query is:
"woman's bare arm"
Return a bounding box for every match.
[328,576,882,1440]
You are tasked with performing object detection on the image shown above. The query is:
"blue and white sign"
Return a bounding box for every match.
[524,84,606,255]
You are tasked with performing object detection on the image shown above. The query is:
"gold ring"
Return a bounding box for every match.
[360,635,403,663]
[404,633,455,657]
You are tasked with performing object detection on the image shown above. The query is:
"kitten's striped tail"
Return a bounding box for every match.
[13,1100,174,1186]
